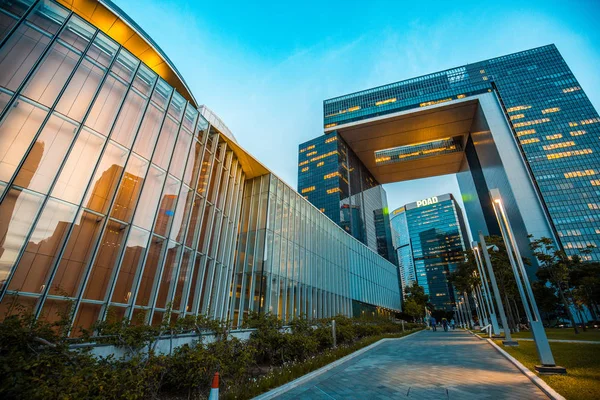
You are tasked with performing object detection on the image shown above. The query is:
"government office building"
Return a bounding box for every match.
[390,195,470,311]
[0,0,402,334]
[299,43,600,282]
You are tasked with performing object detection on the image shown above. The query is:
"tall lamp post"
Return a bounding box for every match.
[489,188,566,374]
[472,242,500,335]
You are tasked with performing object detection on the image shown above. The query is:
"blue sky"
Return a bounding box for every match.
[115,0,600,213]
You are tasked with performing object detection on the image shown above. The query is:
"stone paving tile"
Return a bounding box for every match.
[272,330,548,399]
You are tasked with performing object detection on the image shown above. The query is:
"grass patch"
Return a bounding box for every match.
[509,328,600,341]
[226,329,421,399]
[493,340,600,400]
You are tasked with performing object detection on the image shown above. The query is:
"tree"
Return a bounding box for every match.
[404,282,429,321]
[532,281,560,326]
[530,237,583,333]
[403,298,423,322]
[569,262,600,321]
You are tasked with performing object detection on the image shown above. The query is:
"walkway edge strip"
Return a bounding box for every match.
[485,338,566,400]
[253,330,423,400]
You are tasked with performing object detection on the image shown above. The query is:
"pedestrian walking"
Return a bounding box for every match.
[442,318,448,332]
[450,318,456,330]
[430,316,437,331]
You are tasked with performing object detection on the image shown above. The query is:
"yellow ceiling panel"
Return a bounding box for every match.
[123,33,150,58]
[106,19,135,45]
[70,0,98,19]
[139,49,163,69]
[58,0,74,6]
[89,4,118,32]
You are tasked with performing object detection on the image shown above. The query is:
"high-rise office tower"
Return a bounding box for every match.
[300,45,600,280]
[391,194,469,310]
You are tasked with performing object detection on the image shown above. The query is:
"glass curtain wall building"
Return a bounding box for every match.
[0,0,401,334]
[393,194,470,311]
[322,45,600,261]
[298,133,395,263]
[390,207,414,298]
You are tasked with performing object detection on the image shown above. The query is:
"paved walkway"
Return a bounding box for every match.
[273,330,548,399]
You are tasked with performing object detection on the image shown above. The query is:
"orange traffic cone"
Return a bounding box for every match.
[208,372,219,400]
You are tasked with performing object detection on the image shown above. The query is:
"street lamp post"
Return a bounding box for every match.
[475,283,489,326]
[489,188,566,374]
[479,232,517,345]
[472,242,500,335]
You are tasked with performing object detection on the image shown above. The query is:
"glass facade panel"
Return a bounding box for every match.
[132,102,164,160]
[58,15,95,52]
[84,74,127,136]
[55,58,105,122]
[151,116,178,170]
[0,97,48,182]
[132,165,165,231]
[111,226,149,304]
[110,88,146,148]
[110,153,148,223]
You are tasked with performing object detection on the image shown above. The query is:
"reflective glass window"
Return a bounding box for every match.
[154,240,180,309]
[110,49,138,83]
[172,248,192,311]
[182,105,198,132]
[82,219,128,301]
[170,184,192,243]
[51,128,105,205]
[0,97,48,182]
[135,235,165,306]
[150,79,171,110]
[0,0,35,17]
[0,11,20,43]
[169,128,191,179]
[153,175,180,236]
[111,226,149,304]
[196,149,212,196]
[110,88,145,148]
[132,103,164,159]
[55,58,105,121]
[151,117,178,170]
[0,89,11,114]
[48,210,104,296]
[82,141,128,214]
[132,64,156,97]
[21,41,80,107]
[167,92,185,122]
[8,198,77,293]
[0,23,51,91]
[0,188,45,290]
[25,0,68,36]
[132,165,166,230]
[58,15,95,52]
[110,154,148,223]
[183,139,202,188]
[85,74,127,136]
[13,113,78,194]
[85,33,117,68]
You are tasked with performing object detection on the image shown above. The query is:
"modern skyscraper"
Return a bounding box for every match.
[391,194,469,311]
[300,44,600,282]
[298,132,395,262]
[390,207,414,297]
[0,0,401,334]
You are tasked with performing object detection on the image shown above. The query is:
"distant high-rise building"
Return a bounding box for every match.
[391,194,469,311]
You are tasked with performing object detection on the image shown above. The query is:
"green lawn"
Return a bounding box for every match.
[494,340,600,400]
[509,328,600,341]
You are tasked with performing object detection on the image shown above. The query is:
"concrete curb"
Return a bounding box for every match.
[516,338,600,344]
[485,338,566,400]
[253,330,423,400]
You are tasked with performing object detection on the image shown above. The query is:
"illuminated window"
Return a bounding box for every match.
[325,123,337,128]
[546,149,592,160]
[326,188,341,194]
[323,172,340,180]
[562,86,581,93]
[375,156,391,163]
[545,134,562,140]
[301,167,309,172]
[320,208,325,212]
[570,130,586,136]
[420,98,452,107]
[301,186,315,194]
[325,136,337,143]
[457,94,466,99]
[299,147,306,153]
[306,151,317,156]
[591,180,600,186]
[307,145,315,150]
[564,170,595,178]
[568,121,578,127]
[516,129,536,137]
[298,160,308,166]
[376,98,397,106]
[510,114,525,120]
[317,161,324,167]
[542,141,575,151]
[520,138,539,145]
[581,118,600,125]
[513,118,550,128]
[588,203,600,210]
[542,107,560,114]
[480,69,485,74]
[310,150,338,162]
[482,76,488,80]
[506,105,531,113]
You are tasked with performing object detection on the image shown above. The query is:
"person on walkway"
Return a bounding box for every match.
[442,318,448,332]
[430,316,437,331]
[450,318,456,330]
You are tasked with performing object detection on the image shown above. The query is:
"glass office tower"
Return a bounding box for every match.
[390,207,414,298]
[398,194,469,311]
[298,133,395,262]
[322,44,600,261]
[0,0,401,334]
